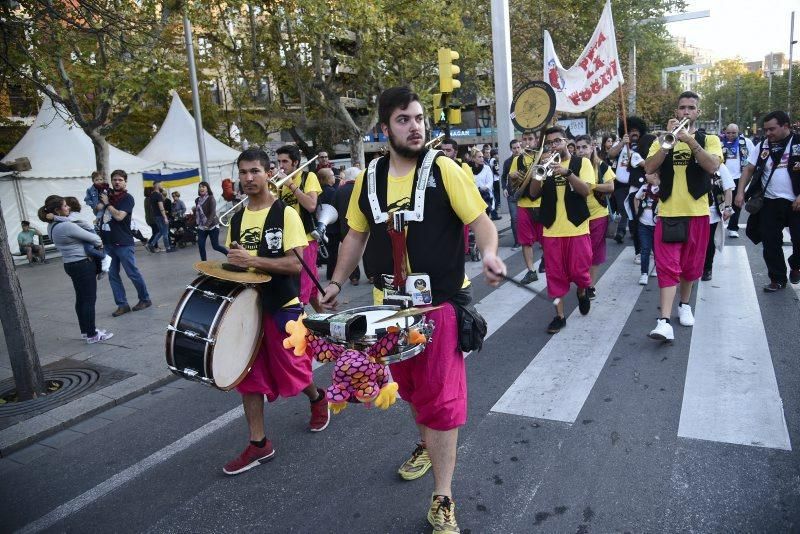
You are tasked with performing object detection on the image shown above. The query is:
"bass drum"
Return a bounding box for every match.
[166,275,262,390]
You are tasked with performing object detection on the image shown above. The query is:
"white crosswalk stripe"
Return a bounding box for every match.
[492,247,644,423]
[679,246,791,450]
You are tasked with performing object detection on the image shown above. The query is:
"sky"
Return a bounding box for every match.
[665,0,797,62]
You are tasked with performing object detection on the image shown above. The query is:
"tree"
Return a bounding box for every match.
[0,0,183,176]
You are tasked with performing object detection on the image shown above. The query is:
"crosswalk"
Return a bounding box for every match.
[479,243,796,451]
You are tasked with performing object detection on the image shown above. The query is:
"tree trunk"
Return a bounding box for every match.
[88,130,110,177]
[349,133,365,168]
[0,199,45,400]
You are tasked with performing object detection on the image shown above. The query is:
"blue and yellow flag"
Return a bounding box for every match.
[143,168,201,188]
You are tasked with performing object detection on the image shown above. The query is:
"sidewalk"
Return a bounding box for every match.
[0,211,512,456]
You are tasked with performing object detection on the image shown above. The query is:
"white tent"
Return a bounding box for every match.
[138,91,240,205]
[0,95,160,246]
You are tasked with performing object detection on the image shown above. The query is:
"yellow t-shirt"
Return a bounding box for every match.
[279,170,322,240]
[542,158,596,238]
[588,165,616,220]
[347,156,486,303]
[510,154,541,208]
[225,204,308,307]
[647,135,723,217]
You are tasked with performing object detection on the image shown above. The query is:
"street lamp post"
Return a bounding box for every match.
[789,11,796,118]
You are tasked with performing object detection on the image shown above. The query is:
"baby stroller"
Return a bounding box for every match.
[169,213,198,249]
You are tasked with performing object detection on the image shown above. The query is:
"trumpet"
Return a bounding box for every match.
[219,155,319,227]
[661,118,690,149]
[532,152,562,180]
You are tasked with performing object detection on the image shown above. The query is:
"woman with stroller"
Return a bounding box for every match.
[194,181,229,261]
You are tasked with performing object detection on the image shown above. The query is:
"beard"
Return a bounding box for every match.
[388,128,423,159]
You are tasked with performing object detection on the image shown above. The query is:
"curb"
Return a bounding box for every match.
[0,373,176,457]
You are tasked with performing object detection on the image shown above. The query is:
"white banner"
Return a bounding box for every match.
[543,0,624,113]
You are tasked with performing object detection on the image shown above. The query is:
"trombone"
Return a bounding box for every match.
[219,155,319,227]
[661,118,690,149]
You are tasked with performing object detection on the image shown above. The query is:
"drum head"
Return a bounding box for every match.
[210,286,262,390]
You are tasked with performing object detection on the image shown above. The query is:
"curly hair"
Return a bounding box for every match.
[618,116,648,137]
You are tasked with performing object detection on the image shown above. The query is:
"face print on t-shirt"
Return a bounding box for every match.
[264,227,283,251]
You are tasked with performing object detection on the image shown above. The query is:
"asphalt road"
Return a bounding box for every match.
[2,236,799,534]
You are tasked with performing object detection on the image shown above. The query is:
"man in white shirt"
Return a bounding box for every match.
[721,123,755,238]
[735,110,800,291]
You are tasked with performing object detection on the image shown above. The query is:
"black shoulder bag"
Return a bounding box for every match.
[450,287,488,353]
[745,140,783,214]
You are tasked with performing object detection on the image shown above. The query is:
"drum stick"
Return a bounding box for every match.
[292,248,327,295]
[494,271,561,306]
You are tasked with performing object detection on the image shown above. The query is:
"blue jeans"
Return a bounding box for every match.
[107,244,150,306]
[149,217,172,250]
[638,223,655,274]
[507,196,519,246]
[64,259,97,337]
[197,227,229,261]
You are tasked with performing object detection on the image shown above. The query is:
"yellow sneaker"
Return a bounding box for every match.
[427,494,459,533]
[397,443,431,481]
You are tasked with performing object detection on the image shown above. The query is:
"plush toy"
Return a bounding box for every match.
[284,319,405,414]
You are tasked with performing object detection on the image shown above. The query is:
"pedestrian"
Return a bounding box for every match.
[721,123,755,238]
[487,144,502,220]
[644,91,723,341]
[470,148,495,215]
[634,174,660,285]
[529,126,595,334]
[509,130,546,283]
[17,220,46,265]
[58,197,111,279]
[500,139,523,250]
[40,195,113,343]
[194,181,229,261]
[320,87,506,533]
[171,191,186,220]
[147,181,174,253]
[316,167,339,278]
[702,165,735,281]
[221,147,330,476]
[333,167,362,285]
[96,169,152,317]
[143,186,159,251]
[735,110,800,291]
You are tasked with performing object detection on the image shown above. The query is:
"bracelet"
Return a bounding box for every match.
[329,280,342,291]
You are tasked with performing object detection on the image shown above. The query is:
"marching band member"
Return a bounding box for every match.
[644,90,723,342]
[509,130,545,284]
[222,148,330,476]
[320,86,505,534]
[575,134,616,298]
[275,145,323,310]
[529,126,596,334]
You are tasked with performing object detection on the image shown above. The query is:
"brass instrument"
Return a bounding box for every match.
[426,133,445,149]
[661,118,690,149]
[220,155,319,227]
[510,144,544,199]
[532,152,562,180]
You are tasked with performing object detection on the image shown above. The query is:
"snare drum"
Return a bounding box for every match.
[326,305,432,364]
[166,275,262,390]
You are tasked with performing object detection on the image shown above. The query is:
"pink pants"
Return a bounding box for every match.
[299,240,319,305]
[589,217,609,266]
[542,234,593,298]
[236,308,312,402]
[389,303,466,431]
[517,206,543,246]
[654,215,709,288]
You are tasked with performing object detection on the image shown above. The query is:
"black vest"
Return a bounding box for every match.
[658,132,713,202]
[594,161,610,207]
[750,135,800,197]
[539,156,591,228]
[280,171,316,234]
[229,200,299,313]
[358,151,465,305]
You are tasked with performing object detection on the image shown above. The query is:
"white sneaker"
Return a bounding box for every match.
[87,329,114,344]
[101,255,112,272]
[649,319,674,341]
[678,303,695,327]
[728,230,739,238]
[634,254,641,265]
[638,273,648,285]
[650,269,658,277]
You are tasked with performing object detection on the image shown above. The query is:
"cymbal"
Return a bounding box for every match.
[376,305,443,323]
[194,260,272,284]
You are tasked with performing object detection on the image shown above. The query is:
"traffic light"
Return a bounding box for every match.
[433,93,446,124]
[447,106,462,125]
[438,48,461,94]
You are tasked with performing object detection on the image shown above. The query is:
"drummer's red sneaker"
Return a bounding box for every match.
[309,388,330,432]
[222,440,274,475]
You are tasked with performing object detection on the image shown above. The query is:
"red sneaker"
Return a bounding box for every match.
[222,441,275,475]
[309,388,330,432]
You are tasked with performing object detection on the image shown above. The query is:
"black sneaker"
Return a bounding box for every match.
[538,258,546,273]
[577,289,591,315]
[586,286,597,300]
[613,233,624,244]
[763,281,787,293]
[520,270,538,285]
[790,269,800,285]
[701,270,712,281]
[547,315,566,334]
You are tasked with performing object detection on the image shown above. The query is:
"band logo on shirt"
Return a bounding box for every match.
[672,151,692,166]
[240,227,263,251]
[280,189,299,208]
[241,226,283,252]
